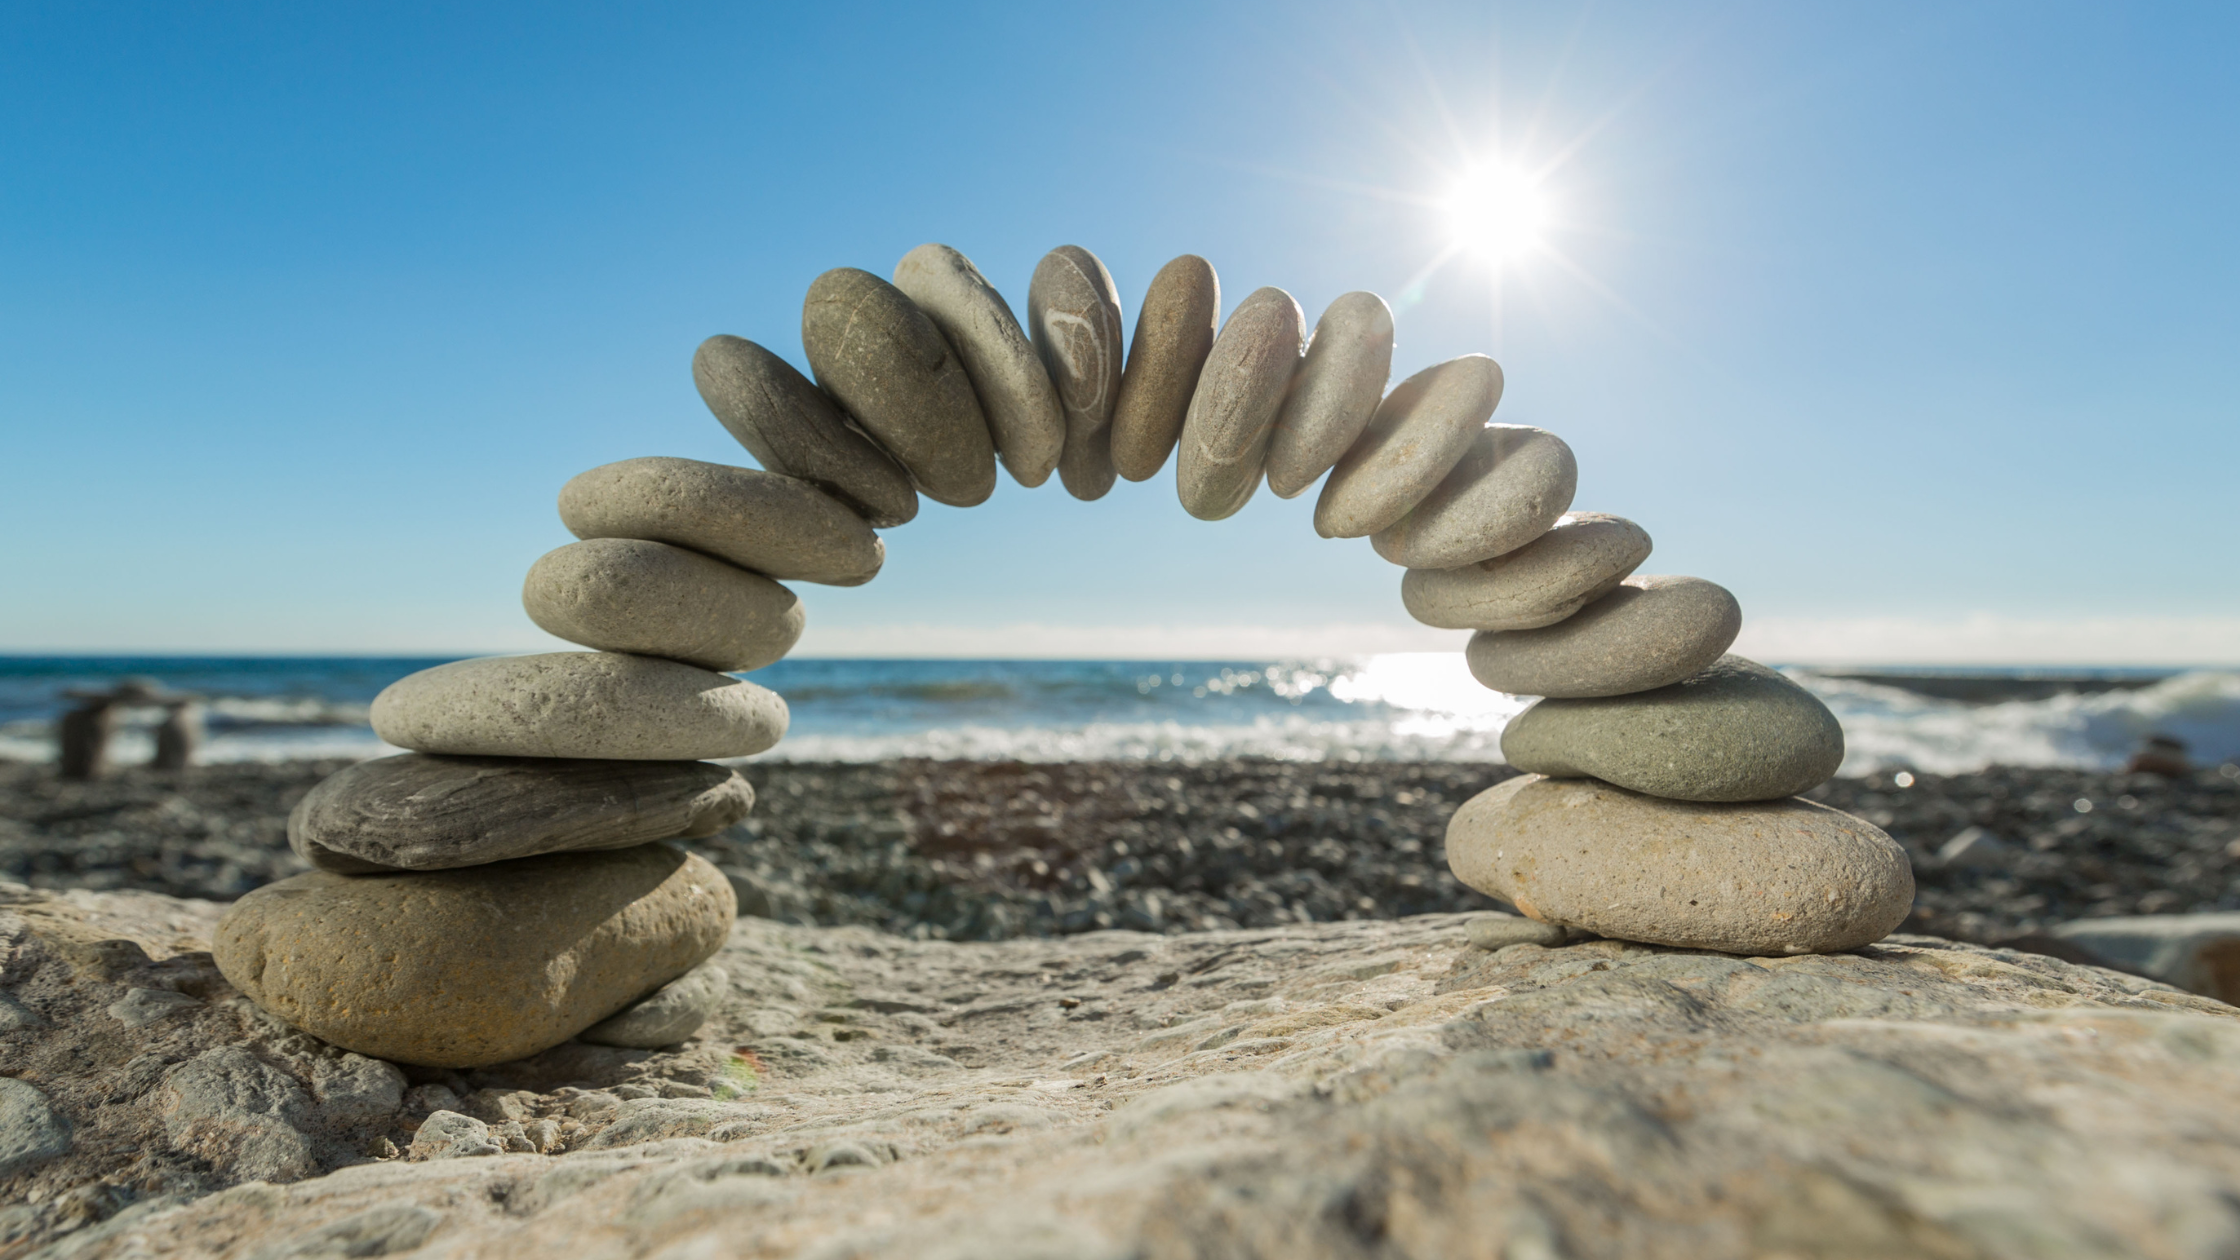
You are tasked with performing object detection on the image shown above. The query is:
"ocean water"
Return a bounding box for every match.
[3,654,2236,774]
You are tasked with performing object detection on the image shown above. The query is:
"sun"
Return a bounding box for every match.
[1440,162,1550,263]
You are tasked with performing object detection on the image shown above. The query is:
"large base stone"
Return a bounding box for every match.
[212,846,735,1068]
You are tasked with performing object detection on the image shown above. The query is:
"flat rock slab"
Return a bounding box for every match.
[14,880,2240,1259]
[287,754,754,873]
[371,652,788,761]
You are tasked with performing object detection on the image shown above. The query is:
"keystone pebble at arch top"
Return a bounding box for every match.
[209,242,1916,1070]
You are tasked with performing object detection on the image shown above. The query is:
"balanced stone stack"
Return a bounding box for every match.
[215,239,1912,1071]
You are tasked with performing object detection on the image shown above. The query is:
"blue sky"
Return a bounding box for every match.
[2,1,2235,662]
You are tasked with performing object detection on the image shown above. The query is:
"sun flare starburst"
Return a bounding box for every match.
[1440,162,1550,263]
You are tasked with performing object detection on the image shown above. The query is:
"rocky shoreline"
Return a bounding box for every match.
[3,757,2233,944]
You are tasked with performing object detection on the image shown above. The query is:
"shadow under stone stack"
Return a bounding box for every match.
[215,238,1915,1070]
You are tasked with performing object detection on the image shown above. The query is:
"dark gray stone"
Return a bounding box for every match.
[692,334,918,528]
[802,267,996,508]
[1501,655,1845,801]
[288,754,755,873]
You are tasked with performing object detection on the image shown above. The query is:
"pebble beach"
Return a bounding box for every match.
[6,756,2233,945]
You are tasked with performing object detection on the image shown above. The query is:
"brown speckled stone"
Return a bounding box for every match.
[1465,575,1741,699]
[214,845,736,1067]
[1446,774,1913,955]
[1401,512,1651,631]
[1110,254,1219,483]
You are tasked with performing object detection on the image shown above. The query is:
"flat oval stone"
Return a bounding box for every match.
[1501,655,1845,801]
[1176,287,1303,520]
[1372,425,1576,567]
[578,960,729,1048]
[1029,246,1125,501]
[371,652,788,760]
[1401,512,1652,631]
[691,335,918,528]
[1316,355,1502,539]
[213,845,737,1067]
[523,538,803,673]
[801,267,996,507]
[288,754,755,873]
[1266,292,1394,499]
[559,457,883,587]
[1110,254,1219,482]
[892,244,1064,489]
[1445,775,1913,955]
[1467,575,1741,698]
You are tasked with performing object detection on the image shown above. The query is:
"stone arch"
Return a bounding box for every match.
[217,242,1911,1069]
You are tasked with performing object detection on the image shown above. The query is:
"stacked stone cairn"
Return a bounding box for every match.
[212,241,1913,1070]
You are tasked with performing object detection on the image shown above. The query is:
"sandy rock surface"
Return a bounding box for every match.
[10,878,2240,1258]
